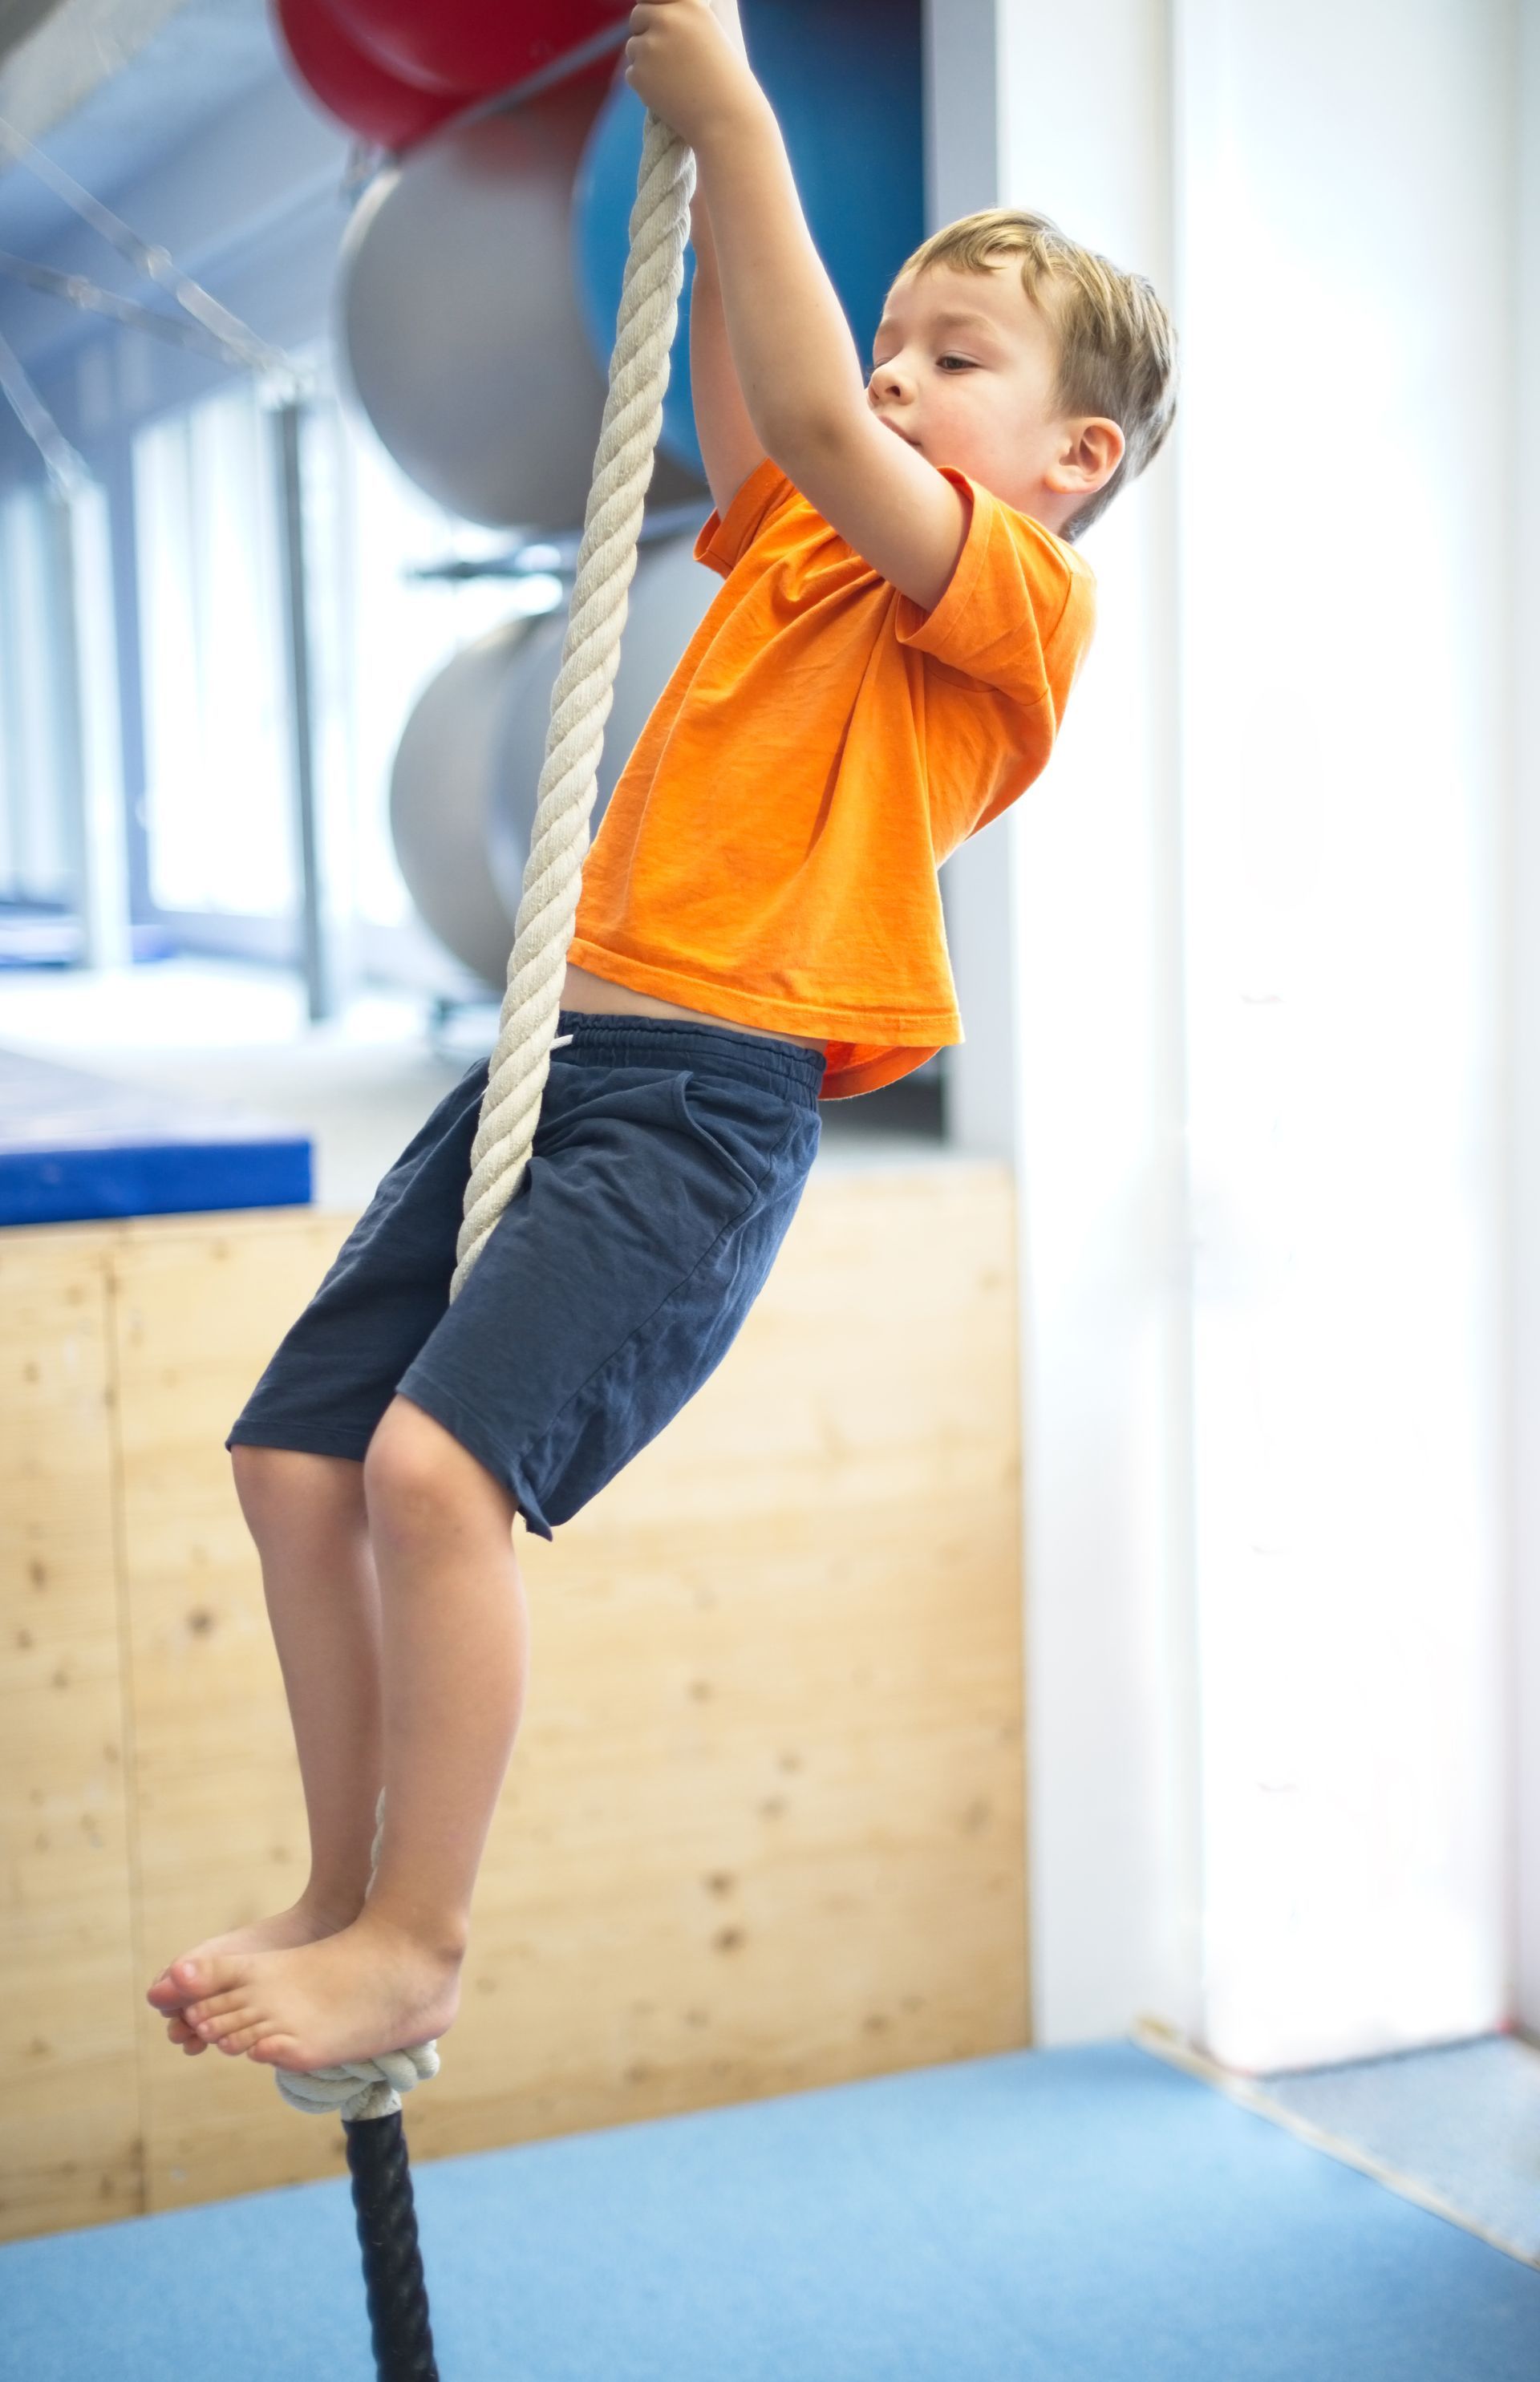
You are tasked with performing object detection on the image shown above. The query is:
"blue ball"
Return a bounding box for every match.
[570,0,923,480]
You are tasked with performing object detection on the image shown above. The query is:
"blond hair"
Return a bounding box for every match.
[894,208,1178,540]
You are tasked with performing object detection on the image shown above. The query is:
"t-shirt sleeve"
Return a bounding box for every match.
[890,464,1096,716]
[693,455,803,578]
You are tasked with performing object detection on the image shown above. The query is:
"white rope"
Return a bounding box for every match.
[279,106,695,2121]
[451,105,696,1298]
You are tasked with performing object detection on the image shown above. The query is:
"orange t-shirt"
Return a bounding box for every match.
[567,453,1096,1099]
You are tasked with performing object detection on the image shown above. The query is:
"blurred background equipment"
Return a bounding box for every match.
[335,78,710,529]
[0,0,926,1064]
[386,612,537,991]
[271,0,472,151]
[322,0,630,107]
[484,525,720,930]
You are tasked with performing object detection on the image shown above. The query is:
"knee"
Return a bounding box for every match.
[230,1442,306,1512]
[363,1398,506,1545]
[229,1442,364,1534]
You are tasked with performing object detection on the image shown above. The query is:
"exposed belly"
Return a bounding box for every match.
[560,962,827,1054]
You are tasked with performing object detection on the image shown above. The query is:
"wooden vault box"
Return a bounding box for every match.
[1,1157,1027,2242]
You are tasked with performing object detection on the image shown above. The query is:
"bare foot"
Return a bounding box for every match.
[147,1896,363,2056]
[176,1911,462,2072]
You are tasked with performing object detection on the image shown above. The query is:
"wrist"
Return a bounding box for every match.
[691,78,774,171]
[708,0,748,62]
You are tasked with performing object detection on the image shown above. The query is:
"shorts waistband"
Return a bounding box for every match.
[550,1009,825,1108]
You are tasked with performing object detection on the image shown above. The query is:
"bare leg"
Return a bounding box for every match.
[359,1398,529,1947]
[148,1447,385,2049]
[164,1398,529,2071]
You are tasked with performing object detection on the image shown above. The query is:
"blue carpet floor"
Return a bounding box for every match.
[1262,2032,1540,2263]
[4,2041,1537,2381]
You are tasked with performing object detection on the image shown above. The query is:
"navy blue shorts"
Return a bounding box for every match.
[225,1011,825,1538]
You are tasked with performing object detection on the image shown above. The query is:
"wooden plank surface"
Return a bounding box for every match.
[110,1212,359,2207]
[0,1225,142,2243]
[8,1165,1027,2226]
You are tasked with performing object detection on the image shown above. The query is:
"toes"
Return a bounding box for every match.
[247,2035,301,2068]
[184,1987,245,2027]
[172,1954,239,1997]
[197,2007,253,2045]
[219,2022,269,2057]
[148,1967,198,2011]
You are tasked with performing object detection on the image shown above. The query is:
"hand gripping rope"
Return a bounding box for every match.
[273,107,697,2382]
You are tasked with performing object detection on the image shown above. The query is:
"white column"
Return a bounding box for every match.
[926,0,1019,1161]
[931,0,1199,2046]
[994,0,1198,2048]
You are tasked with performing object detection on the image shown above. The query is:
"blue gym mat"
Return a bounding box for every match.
[3,2041,1535,2380]
[0,1045,310,1224]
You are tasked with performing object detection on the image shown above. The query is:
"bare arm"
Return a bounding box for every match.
[687,0,764,518]
[689,188,767,520]
[627,0,966,606]
[693,85,967,610]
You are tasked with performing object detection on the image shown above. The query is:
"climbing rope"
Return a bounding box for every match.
[277,104,696,2136]
[452,103,697,1298]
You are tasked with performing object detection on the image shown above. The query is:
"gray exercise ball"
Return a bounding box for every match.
[486,529,719,922]
[388,616,534,990]
[336,91,707,530]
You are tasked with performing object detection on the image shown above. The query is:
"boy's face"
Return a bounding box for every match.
[866,261,1119,533]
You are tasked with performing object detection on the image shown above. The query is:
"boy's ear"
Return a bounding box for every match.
[1047,417,1125,497]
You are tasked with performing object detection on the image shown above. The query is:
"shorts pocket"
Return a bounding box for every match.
[670,1067,801,1201]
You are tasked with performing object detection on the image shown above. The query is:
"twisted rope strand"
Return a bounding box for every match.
[279,107,694,2121]
[453,107,695,1296]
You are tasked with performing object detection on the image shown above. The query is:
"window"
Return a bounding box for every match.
[0,483,72,903]
[130,369,559,946]
[133,383,295,916]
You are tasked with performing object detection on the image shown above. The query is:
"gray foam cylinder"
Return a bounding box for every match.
[336,95,707,531]
[388,616,534,990]
[486,529,719,926]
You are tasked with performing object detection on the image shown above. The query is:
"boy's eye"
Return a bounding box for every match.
[869,353,975,373]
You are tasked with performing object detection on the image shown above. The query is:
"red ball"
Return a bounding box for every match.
[273,0,476,148]
[326,0,630,101]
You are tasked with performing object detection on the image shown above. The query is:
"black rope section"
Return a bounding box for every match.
[343,2112,440,2381]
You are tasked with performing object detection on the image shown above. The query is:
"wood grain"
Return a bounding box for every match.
[0,1226,142,2242]
[2,1164,1027,2230]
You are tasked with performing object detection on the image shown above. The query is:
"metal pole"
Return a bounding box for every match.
[272,395,332,1023]
[45,479,134,971]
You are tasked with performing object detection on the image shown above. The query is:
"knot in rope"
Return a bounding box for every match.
[276,1791,440,2120]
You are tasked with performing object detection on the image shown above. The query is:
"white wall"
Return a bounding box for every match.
[949,0,1526,2062]
[1512,0,1540,2042]
[1177,0,1514,2072]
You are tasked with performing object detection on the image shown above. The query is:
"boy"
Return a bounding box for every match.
[148,0,1177,2072]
